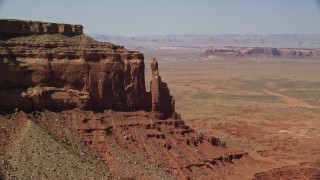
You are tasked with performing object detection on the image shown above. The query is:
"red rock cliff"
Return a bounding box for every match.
[0,19,83,36]
[0,19,175,118]
[150,58,175,119]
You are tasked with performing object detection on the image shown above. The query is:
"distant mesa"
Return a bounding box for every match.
[205,46,320,59]
[91,34,320,48]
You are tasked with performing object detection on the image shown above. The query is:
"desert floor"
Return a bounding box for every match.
[142,47,320,170]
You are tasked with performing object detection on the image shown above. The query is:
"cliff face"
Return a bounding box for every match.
[0,19,173,117]
[206,46,320,59]
[0,19,83,36]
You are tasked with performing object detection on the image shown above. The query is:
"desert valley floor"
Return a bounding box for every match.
[142,47,320,178]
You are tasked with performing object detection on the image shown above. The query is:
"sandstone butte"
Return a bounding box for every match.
[0,19,262,179]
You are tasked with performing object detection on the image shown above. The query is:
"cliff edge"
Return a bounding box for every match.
[0,19,176,119]
[0,19,83,36]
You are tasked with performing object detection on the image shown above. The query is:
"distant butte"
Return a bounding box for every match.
[205,46,320,59]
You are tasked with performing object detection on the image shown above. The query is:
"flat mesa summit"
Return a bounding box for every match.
[205,46,320,59]
[0,19,254,179]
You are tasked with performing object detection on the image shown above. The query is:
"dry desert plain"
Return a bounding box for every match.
[141,46,320,178]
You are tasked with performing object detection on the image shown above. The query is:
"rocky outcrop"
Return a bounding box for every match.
[0,19,83,36]
[206,46,320,59]
[0,19,142,112]
[0,19,177,119]
[150,58,175,119]
[22,109,248,179]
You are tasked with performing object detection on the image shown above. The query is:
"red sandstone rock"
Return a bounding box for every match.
[0,19,146,112]
[0,19,83,36]
[150,58,175,119]
[0,19,176,120]
[50,110,247,179]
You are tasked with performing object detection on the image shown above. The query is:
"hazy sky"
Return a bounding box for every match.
[0,0,319,35]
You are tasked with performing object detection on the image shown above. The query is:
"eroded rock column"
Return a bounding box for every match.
[150,58,175,119]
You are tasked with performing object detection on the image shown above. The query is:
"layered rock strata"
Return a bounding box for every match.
[23,109,248,179]
[0,19,175,118]
[150,58,175,119]
[0,19,83,36]
[206,46,320,59]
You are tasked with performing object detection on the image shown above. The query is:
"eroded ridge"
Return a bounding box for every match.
[26,110,248,179]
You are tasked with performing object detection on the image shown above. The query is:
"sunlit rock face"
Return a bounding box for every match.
[0,19,179,120]
[0,19,148,112]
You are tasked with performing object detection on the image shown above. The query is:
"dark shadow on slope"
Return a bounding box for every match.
[0,171,4,180]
